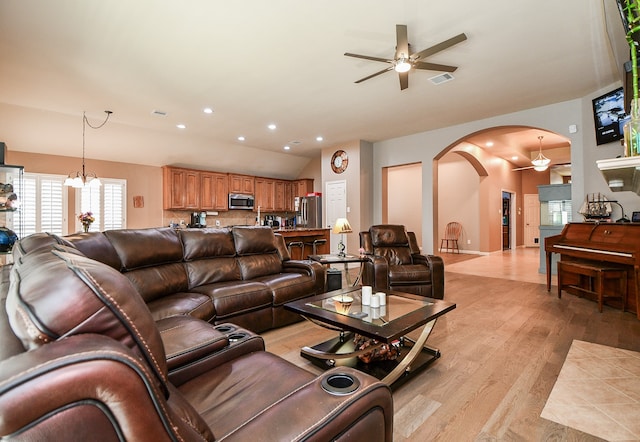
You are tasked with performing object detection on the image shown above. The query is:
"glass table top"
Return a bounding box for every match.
[305,288,433,327]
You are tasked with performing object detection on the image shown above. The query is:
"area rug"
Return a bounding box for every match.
[541,340,640,440]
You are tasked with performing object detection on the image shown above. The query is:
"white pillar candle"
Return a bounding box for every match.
[361,286,372,305]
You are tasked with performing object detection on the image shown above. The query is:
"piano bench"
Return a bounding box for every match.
[557,261,628,313]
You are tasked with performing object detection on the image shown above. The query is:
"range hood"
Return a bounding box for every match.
[596,156,640,194]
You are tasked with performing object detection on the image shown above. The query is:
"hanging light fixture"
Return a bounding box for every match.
[64,110,112,188]
[531,135,551,172]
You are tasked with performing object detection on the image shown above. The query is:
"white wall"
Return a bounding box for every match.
[372,88,639,254]
[437,154,480,251]
[387,163,422,245]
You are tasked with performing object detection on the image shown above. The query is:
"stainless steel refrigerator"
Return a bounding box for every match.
[296,195,322,228]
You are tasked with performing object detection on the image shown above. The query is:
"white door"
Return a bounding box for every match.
[524,194,540,247]
[325,180,347,254]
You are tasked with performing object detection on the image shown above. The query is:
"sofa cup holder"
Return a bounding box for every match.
[321,372,361,396]
[214,325,236,334]
[227,332,248,343]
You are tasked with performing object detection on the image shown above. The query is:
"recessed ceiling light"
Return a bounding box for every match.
[176,124,186,129]
[268,124,277,130]
[511,156,518,161]
[237,136,245,141]
[316,136,324,142]
[203,107,213,114]
[485,141,494,147]
[283,145,290,150]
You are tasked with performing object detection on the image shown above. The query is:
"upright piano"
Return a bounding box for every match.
[545,222,640,318]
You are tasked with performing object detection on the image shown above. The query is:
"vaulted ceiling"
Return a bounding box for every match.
[0,1,629,178]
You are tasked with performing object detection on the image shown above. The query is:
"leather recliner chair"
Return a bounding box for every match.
[360,224,444,299]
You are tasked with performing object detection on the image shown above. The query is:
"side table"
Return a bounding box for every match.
[308,254,368,287]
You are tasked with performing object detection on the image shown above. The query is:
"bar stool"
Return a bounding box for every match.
[303,238,326,258]
[286,241,304,260]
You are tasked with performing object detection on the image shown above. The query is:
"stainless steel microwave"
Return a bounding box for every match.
[228,193,255,210]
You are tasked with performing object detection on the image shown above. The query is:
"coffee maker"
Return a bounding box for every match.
[263,215,279,228]
[189,211,207,228]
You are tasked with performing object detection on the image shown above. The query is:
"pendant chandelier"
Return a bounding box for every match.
[64,110,112,188]
[531,135,551,172]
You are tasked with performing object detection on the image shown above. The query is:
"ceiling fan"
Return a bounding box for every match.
[344,24,467,90]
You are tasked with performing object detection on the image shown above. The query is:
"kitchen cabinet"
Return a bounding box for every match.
[284,181,294,212]
[294,179,314,197]
[201,171,228,211]
[163,165,313,213]
[255,177,275,211]
[162,166,200,210]
[184,170,200,209]
[274,180,286,211]
[229,174,255,195]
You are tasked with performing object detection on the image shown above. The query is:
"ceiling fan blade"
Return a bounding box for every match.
[512,161,571,171]
[344,52,393,64]
[355,66,394,83]
[412,33,468,61]
[399,72,409,90]
[396,24,409,59]
[413,61,458,72]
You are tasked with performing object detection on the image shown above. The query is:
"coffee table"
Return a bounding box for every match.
[284,286,456,389]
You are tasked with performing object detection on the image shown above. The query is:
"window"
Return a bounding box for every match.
[76,178,126,232]
[15,173,67,237]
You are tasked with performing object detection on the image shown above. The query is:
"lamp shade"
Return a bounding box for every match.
[332,218,353,234]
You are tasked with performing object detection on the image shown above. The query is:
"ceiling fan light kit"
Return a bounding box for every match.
[394,55,411,73]
[344,24,467,90]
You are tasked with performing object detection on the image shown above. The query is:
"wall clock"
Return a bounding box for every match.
[331,150,349,174]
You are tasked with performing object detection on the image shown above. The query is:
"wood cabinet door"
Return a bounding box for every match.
[284,181,294,212]
[274,180,285,211]
[163,167,185,209]
[184,170,200,209]
[229,174,255,194]
[200,172,215,210]
[213,173,229,210]
[255,178,274,211]
[201,172,229,211]
[294,179,314,197]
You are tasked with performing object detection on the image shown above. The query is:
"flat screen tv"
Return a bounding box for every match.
[592,87,628,145]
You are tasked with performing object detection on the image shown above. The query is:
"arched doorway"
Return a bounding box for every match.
[433,126,571,254]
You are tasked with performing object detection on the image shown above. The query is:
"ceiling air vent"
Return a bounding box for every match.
[151,110,168,117]
[429,73,455,85]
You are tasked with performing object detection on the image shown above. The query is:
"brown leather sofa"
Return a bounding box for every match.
[0,238,393,440]
[18,225,325,333]
[360,224,445,299]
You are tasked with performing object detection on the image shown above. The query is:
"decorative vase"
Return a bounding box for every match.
[82,223,90,233]
[624,99,640,157]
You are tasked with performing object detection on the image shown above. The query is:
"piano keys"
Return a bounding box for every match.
[545,222,640,318]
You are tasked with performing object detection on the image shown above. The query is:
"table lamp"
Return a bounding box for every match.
[333,218,352,257]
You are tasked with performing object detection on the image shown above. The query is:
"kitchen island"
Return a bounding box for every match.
[276,228,330,259]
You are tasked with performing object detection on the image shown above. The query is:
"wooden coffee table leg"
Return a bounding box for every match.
[381,318,438,386]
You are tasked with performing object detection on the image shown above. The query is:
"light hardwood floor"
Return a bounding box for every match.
[262,248,640,441]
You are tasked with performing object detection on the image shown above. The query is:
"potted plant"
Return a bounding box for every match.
[618,0,640,155]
